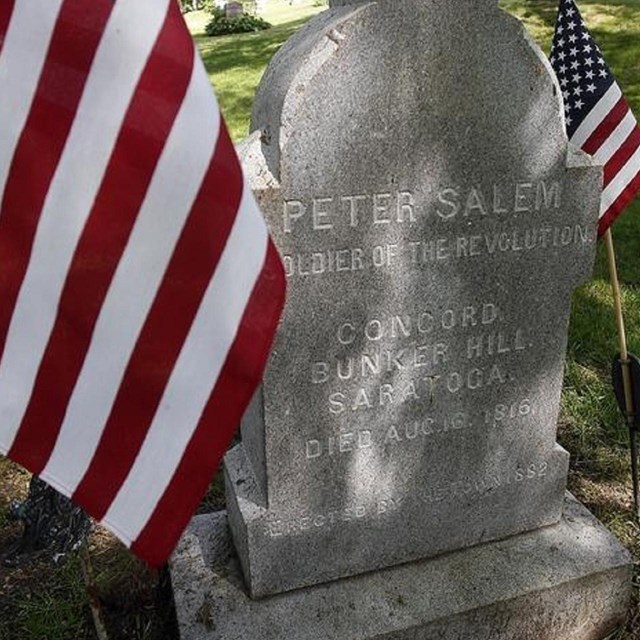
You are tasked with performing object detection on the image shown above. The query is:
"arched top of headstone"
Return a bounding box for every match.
[250,0,566,184]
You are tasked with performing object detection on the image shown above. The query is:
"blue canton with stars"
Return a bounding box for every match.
[550,0,614,138]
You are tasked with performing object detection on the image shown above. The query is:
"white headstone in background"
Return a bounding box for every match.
[225,1,244,18]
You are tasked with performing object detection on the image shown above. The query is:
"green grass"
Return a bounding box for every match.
[195,21,306,139]
[6,556,89,640]
[189,0,326,139]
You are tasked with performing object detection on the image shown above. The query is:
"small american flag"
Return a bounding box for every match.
[550,0,640,234]
[0,0,284,565]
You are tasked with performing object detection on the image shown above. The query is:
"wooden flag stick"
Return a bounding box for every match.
[604,228,639,516]
[80,542,110,640]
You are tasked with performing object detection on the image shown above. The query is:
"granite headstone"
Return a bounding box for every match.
[225,0,605,599]
[170,2,632,638]
[225,1,244,18]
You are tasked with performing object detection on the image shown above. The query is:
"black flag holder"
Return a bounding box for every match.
[3,477,110,639]
[612,352,640,517]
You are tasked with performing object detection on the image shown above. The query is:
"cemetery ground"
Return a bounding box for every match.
[0,0,639,637]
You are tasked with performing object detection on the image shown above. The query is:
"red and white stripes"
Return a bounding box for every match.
[571,84,640,234]
[0,0,284,565]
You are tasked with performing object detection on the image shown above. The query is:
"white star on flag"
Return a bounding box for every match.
[550,0,640,234]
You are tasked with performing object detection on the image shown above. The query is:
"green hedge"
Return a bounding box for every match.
[205,9,271,36]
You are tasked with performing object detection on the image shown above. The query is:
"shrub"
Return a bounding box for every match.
[205,12,271,36]
[179,0,205,12]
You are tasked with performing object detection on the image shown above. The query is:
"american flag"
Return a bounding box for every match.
[550,0,640,234]
[0,0,284,565]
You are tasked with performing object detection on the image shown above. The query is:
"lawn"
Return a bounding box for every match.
[186,1,327,139]
[1,0,640,638]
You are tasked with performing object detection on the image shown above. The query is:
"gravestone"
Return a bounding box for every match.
[171,0,632,637]
[225,1,244,18]
[225,0,610,596]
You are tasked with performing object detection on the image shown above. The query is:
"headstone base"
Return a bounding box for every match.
[170,494,631,640]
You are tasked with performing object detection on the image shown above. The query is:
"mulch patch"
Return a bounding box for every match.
[0,457,179,640]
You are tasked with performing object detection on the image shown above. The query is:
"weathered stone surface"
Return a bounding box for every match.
[227,0,604,597]
[170,495,632,640]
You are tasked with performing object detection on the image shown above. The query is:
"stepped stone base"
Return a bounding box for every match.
[169,494,631,640]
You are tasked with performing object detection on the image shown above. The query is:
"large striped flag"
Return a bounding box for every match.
[0,0,285,565]
[550,0,640,234]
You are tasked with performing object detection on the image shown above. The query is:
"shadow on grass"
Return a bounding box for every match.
[196,17,311,75]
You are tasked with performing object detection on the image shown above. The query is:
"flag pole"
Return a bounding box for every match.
[604,228,639,517]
